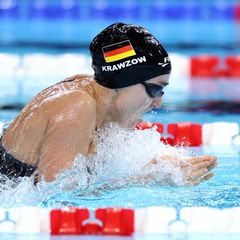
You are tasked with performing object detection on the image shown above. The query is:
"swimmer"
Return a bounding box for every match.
[0,23,217,183]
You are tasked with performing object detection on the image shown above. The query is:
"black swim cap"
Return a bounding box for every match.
[90,22,171,89]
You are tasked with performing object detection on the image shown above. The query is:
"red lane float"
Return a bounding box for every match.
[225,56,240,77]
[137,121,240,146]
[167,123,202,146]
[136,122,170,144]
[190,56,219,78]
[96,208,134,236]
[1,207,240,234]
[190,55,240,78]
[50,208,89,235]
[50,208,134,236]
[136,122,163,133]
[136,122,202,146]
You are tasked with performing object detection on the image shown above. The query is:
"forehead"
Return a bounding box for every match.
[146,74,170,86]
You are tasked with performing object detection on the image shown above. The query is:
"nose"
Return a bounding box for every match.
[151,97,163,109]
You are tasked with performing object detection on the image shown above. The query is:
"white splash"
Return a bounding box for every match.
[0,124,194,207]
[84,123,192,187]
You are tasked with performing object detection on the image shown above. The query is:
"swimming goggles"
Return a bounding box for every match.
[141,82,165,98]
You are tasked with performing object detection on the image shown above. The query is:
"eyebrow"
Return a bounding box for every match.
[161,82,169,86]
[145,81,169,86]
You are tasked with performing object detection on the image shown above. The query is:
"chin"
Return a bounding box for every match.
[128,119,142,129]
[118,111,144,129]
[144,107,152,113]
[118,119,137,129]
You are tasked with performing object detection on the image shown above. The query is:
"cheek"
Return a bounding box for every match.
[134,91,153,110]
[131,97,152,115]
[132,87,151,105]
[138,99,150,111]
[131,94,149,110]
[116,86,151,111]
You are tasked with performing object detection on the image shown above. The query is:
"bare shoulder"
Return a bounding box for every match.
[61,90,96,111]
[46,90,96,127]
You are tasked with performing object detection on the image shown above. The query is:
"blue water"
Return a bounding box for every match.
[38,125,240,209]
[0,4,239,237]
[1,69,239,239]
[1,104,239,240]
[1,1,240,239]
[42,151,240,209]
[0,0,239,48]
[0,74,239,209]
[0,108,239,209]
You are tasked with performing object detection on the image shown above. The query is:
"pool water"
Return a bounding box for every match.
[0,108,239,209]
[0,1,240,238]
[0,60,239,240]
[0,75,239,209]
[0,50,240,240]
[40,144,240,209]
[36,128,240,209]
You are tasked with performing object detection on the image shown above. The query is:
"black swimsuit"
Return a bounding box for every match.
[0,137,37,178]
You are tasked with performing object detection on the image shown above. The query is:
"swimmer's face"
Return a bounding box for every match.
[114,74,170,128]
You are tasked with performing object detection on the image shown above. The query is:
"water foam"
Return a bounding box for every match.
[0,124,194,208]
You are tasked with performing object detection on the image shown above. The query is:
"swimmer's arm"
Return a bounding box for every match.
[37,95,96,182]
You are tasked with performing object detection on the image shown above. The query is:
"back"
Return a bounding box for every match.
[2,74,95,166]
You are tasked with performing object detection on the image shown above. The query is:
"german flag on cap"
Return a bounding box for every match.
[102,40,136,63]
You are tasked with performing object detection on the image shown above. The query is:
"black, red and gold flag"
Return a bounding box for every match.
[102,40,136,63]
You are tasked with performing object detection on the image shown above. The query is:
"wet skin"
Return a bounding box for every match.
[2,74,217,182]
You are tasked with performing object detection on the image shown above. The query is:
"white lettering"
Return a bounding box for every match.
[131,59,138,64]
[117,62,126,69]
[138,56,147,63]
[125,60,131,67]
[112,65,118,71]
[102,56,147,72]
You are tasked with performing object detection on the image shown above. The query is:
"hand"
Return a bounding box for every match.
[144,155,218,186]
[178,155,218,186]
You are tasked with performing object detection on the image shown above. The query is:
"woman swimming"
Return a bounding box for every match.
[0,22,217,183]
